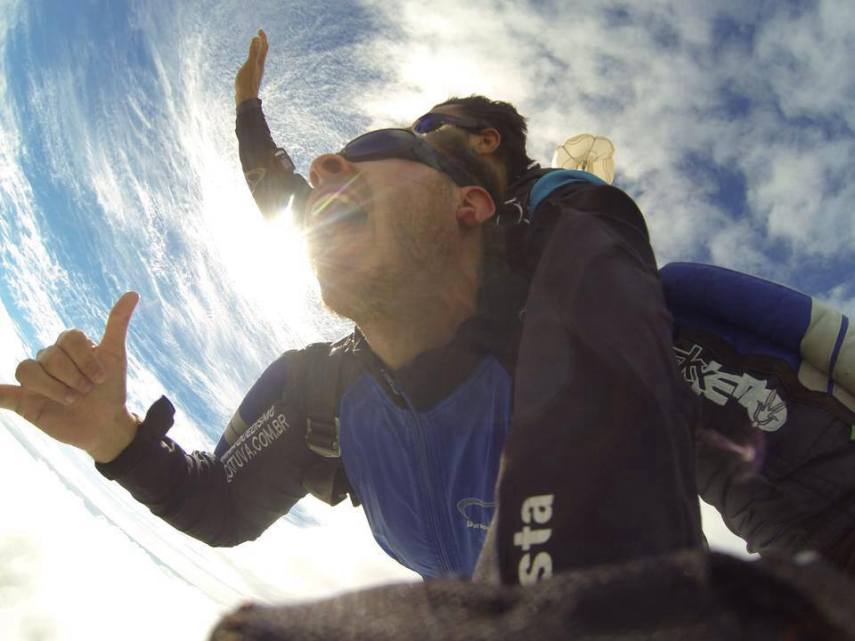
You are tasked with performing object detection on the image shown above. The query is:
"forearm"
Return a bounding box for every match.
[96,397,294,546]
[236,98,311,220]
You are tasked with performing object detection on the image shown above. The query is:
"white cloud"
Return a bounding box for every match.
[707,219,775,275]
[755,1,855,129]
[356,0,854,282]
[3,2,853,637]
[0,410,414,640]
[0,283,411,641]
[0,116,67,351]
[822,283,855,320]
[0,422,221,641]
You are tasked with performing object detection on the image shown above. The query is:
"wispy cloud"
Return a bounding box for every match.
[1,1,852,639]
[0,418,223,641]
[2,3,413,639]
[0,296,413,638]
[354,0,854,305]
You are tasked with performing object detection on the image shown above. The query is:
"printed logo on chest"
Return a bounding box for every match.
[457,497,494,531]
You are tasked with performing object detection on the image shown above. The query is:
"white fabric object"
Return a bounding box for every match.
[798,298,855,414]
[552,134,616,184]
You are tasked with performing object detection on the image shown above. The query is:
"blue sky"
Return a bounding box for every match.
[1,1,854,639]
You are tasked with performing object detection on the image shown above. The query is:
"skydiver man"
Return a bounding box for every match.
[232,29,855,577]
[0,108,702,583]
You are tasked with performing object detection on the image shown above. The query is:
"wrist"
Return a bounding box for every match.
[236,96,262,114]
[89,410,141,464]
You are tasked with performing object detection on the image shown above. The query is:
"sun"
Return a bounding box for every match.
[205,196,323,338]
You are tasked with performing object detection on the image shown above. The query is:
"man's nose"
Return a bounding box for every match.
[309,154,356,188]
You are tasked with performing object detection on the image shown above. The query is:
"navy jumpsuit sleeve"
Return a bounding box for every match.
[484,183,704,584]
[680,328,855,572]
[96,350,319,546]
[235,98,312,220]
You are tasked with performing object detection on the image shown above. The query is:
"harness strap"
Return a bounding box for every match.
[303,342,343,458]
[298,341,361,506]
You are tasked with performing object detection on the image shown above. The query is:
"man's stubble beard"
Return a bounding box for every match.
[318,264,407,325]
[317,176,460,326]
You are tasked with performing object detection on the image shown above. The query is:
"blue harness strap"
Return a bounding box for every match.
[528,169,606,218]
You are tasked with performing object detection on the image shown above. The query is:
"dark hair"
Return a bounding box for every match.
[433,95,535,184]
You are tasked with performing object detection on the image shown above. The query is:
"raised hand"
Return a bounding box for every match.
[0,292,141,463]
[235,29,268,106]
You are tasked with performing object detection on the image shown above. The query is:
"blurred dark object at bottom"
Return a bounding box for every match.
[209,550,855,641]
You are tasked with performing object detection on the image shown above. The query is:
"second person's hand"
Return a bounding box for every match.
[235,29,268,106]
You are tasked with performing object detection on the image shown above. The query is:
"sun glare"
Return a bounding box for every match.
[206,195,322,338]
[178,94,330,345]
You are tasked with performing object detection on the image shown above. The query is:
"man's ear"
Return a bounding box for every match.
[470,128,501,155]
[455,185,496,228]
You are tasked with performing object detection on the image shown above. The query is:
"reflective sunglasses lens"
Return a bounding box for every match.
[413,114,445,134]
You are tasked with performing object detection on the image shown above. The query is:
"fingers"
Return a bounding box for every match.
[258,29,268,64]
[100,291,140,355]
[0,384,52,431]
[247,36,257,61]
[18,328,102,404]
[247,29,267,64]
[15,357,79,406]
[11,323,110,407]
[0,383,24,413]
[56,329,105,384]
[4,293,138,412]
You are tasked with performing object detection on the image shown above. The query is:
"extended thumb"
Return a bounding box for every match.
[100,291,140,351]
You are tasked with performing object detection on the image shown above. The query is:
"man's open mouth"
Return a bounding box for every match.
[307,190,367,230]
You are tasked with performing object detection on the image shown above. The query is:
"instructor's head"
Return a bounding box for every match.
[303,129,498,323]
[412,95,535,194]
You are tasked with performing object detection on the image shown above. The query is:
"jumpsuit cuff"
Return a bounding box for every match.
[95,396,176,480]
[236,97,263,116]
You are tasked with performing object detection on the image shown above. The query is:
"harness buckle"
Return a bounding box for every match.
[305,417,341,458]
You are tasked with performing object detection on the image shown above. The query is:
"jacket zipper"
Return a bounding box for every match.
[380,368,454,574]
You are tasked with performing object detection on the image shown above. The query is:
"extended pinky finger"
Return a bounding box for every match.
[0,383,24,413]
[14,359,77,406]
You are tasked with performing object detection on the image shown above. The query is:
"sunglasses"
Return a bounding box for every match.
[412,112,491,134]
[339,128,481,188]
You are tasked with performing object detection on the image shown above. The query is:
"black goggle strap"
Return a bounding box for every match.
[422,146,482,189]
[407,138,483,189]
[339,129,413,161]
[341,130,481,189]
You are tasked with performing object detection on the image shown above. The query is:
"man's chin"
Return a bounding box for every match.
[316,273,361,320]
